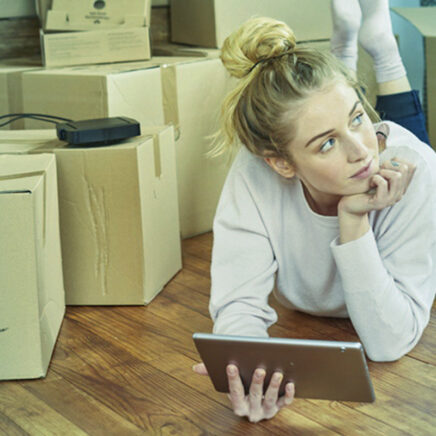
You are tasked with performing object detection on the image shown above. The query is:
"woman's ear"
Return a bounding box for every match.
[264,156,296,179]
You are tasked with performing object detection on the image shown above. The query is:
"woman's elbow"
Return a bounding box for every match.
[365,348,405,362]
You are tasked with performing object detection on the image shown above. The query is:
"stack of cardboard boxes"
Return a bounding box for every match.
[36,0,152,67]
[0,0,382,380]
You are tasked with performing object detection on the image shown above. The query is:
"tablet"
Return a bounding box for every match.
[193,333,375,402]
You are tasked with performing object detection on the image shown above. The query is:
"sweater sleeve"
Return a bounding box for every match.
[331,157,436,362]
[209,165,278,338]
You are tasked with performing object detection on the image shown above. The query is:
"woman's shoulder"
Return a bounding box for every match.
[226,145,284,188]
[378,121,436,185]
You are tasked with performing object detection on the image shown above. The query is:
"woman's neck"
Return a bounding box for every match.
[302,184,339,216]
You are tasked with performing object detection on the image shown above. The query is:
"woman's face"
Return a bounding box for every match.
[266,81,380,215]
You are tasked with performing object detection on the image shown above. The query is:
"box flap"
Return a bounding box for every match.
[0,149,65,380]
[0,154,54,193]
[0,193,43,379]
[0,129,58,154]
[392,7,436,37]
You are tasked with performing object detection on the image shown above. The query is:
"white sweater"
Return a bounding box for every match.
[209,121,436,362]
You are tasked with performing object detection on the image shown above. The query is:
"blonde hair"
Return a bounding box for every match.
[210,17,380,160]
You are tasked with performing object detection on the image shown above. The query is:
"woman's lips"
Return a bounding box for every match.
[351,159,373,179]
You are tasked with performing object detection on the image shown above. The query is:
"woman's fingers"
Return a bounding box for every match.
[276,382,295,408]
[373,158,416,208]
[390,158,416,192]
[378,168,403,204]
[224,367,295,422]
[262,372,283,418]
[381,158,416,194]
[247,368,266,421]
[368,174,388,207]
[227,364,248,417]
[192,362,208,376]
[276,383,295,409]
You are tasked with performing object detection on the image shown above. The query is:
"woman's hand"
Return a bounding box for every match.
[193,362,208,375]
[193,362,295,422]
[226,364,294,423]
[338,158,416,216]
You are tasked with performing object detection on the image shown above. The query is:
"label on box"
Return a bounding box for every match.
[48,0,151,29]
[46,10,146,31]
[41,27,151,67]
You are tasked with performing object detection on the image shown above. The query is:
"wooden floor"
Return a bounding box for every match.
[1,232,435,435]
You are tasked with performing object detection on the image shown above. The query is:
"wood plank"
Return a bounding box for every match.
[174,256,212,289]
[49,320,209,433]
[347,370,435,434]
[22,378,145,436]
[0,384,87,435]
[0,231,434,435]
[122,357,340,436]
[291,400,409,436]
[0,412,28,436]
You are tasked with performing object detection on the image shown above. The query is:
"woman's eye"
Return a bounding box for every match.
[352,113,363,126]
[320,138,335,153]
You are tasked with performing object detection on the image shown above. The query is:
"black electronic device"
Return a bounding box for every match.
[56,117,141,145]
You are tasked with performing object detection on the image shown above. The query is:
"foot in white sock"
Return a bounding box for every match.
[330,0,361,71]
[358,0,406,83]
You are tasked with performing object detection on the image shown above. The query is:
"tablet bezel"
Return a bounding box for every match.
[193,333,375,402]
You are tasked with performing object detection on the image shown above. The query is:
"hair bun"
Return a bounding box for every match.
[220,17,297,78]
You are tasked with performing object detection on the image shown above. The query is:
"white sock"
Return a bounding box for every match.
[330,0,361,71]
[358,0,406,83]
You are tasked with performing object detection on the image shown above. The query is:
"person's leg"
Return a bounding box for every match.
[357,0,407,84]
[375,90,430,145]
[330,0,361,76]
[357,0,430,144]
[330,0,430,144]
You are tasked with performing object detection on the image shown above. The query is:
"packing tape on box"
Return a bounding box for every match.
[6,72,26,129]
[0,170,47,244]
[152,134,162,179]
[161,64,181,141]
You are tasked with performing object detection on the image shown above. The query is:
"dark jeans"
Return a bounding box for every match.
[375,90,431,146]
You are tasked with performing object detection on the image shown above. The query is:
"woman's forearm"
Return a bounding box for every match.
[338,210,370,244]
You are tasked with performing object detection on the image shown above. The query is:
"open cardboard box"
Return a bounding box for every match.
[37,0,151,30]
[392,7,436,149]
[0,126,182,305]
[0,153,65,379]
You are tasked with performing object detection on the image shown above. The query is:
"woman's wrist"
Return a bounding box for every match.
[338,209,370,244]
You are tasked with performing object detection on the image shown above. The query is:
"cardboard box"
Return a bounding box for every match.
[0,66,37,130]
[18,52,231,238]
[392,7,436,149]
[0,59,43,130]
[40,26,151,67]
[171,0,332,48]
[19,61,165,130]
[0,127,182,305]
[156,55,234,237]
[35,0,52,28]
[37,0,151,29]
[0,153,65,379]
[46,0,151,31]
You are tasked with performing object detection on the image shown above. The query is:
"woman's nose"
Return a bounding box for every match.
[346,136,368,162]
